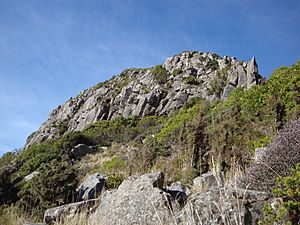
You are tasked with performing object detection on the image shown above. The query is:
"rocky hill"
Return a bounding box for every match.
[26,51,263,147]
[1,52,299,225]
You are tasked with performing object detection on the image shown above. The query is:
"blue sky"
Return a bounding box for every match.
[0,0,299,155]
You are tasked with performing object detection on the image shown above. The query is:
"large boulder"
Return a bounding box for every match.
[76,173,106,201]
[44,199,97,224]
[177,188,270,225]
[89,172,175,225]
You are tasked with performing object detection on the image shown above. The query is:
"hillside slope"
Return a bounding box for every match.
[26,51,263,147]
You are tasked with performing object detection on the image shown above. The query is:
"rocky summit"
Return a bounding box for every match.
[25,51,263,147]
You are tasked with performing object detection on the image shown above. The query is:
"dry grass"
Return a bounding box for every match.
[0,206,41,225]
[53,213,91,225]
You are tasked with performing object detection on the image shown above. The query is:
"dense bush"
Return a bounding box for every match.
[0,165,19,204]
[83,117,140,145]
[206,59,219,70]
[18,159,77,210]
[259,164,300,225]
[183,76,200,85]
[273,163,300,224]
[151,65,169,84]
[172,68,182,76]
[239,119,300,192]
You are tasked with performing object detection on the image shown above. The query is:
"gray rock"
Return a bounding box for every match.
[237,65,248,88]
[177,187,271,225]
[44,199,97,224]
[24,171,39,181]
[247,57,259,88]
[89,172,174,225]
[228,69,239,86]
[255,147,268,162]
[222,83,236,99]
[76,173,106,201]
[193,171,222,188]
[70,144,95,159]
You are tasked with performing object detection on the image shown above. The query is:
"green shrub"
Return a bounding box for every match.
[206,60,219,70]
[0,165,19,205]
[173,68,183,76]
[156,103,201,143]
[56,120,68,136]
[18,159,77,210]
[18,141,63,178]
[83,117,140,145]
[273,163,300,224]
[105,173,124,189]
[258,203,290,225]
[0,151,19,170]
[239,119,300,192]
[183,76,200,85]
[259,164,300,225]
[101,156,126,172]
[151,65,169,84]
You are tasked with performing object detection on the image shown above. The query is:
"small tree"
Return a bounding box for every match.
[19,159,77,210]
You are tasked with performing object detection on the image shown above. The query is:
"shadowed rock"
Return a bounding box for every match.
[44,199,97,224]
[76,173,106,201]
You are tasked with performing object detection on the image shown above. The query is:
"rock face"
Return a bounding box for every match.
[89,172,174,225]
[177,188,270,225]
[193,171,222,189]
[44,199,97,224]
[25,51,263,147]
[76,173,106,201]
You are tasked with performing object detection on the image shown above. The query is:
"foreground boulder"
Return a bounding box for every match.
[76,173,106,201]
[177,187,270,225]
[44,199,97,224]
[90,172,175,225]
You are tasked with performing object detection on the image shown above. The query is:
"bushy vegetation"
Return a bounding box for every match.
[151,65,170,84]
[172,68,183,76]
[239,119,300,192]
[183,76,200,85]
[18,159,77,211]
[259,163,300,225]
[206,59,219,70]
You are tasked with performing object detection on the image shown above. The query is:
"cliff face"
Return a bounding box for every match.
[25,51,263,147]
